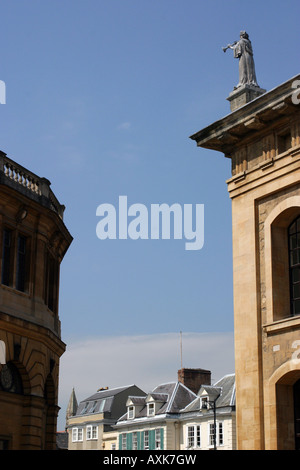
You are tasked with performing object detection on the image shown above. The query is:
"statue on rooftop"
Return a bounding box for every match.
[223,31,259,89]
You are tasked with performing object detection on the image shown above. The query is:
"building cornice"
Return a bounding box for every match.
[190,75,300,157]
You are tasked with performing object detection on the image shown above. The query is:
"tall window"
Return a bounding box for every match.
[144,430,149,449]
[289,216,300,316]
[155,429,161,450]
[132,432,138,450]
[187,425,201,448]
[209,423,216,447]
[45,251,59,313]
[121,433,127,450]
[16,235,27,292]
[1,230,29,292]
[1,229,12,286]
[218,422,224,446]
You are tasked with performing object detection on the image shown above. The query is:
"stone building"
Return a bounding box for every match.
[190,74,300,449]
[116,381,197,450]
[66,384,146,450]
[115,370,235,450]
[0,151,72,449]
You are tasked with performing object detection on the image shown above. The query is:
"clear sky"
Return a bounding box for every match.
[0,0,299,430]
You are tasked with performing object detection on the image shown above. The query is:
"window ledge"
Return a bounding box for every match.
[0,284,30,298]
[263,315,300,335]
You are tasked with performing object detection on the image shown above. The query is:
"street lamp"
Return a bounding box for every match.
[201,392,221,450]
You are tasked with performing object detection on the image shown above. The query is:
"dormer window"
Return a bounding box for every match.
[200,396,208,410]
[147,403,155,416]
[128,405,135,419]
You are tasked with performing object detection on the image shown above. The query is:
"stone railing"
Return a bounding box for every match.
[0,151,65,219]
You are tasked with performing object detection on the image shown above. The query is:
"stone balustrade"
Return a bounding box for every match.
[0,151,65,219]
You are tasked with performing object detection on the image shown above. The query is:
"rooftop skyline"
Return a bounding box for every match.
[0,0,298,430]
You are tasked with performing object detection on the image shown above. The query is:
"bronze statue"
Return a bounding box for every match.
[223,31,259,89]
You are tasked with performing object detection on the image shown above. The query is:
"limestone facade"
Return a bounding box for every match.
[191,75,300,449]
[0,151,72,449]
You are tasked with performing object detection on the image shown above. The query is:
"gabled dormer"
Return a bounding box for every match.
[126,396,146,419]
[199,385,222,411]
[145,393,168,417]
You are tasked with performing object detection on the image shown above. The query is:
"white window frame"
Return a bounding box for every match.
[72,427,83,442]
[132,432,138,450]
[147,403,155,416]
[186,425,201,449]
[128,405,135,419]
[208,421,224,448]
[144,430,149,449]
[200,396,209,410]
[218,421,224,446]
[155,428,161,450]
[121,433,127,450]
[86,425,98,440]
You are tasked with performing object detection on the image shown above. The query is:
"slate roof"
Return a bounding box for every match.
[75,385,143,416]
[181,374,235,413]
[118,382,197,423]
[56,431,68,450]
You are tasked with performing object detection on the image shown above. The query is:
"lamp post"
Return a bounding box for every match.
[201,393,221,450]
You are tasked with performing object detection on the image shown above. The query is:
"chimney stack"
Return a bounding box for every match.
[178,368,211,394]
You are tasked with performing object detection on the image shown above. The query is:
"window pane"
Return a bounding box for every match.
[1,229,12,286]
[289,222,296,235]
[292,268,300,283]
[290,234,297,249]
[16,236,27,292]
[293,300,300,316]
[196,426,201,447]
[294,284,300,300]
[290,250,298,266]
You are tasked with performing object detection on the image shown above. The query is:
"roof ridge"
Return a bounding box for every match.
[166,382,179,413]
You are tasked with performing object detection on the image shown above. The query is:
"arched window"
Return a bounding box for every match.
[0,362,23,394]
[289,216,300,317]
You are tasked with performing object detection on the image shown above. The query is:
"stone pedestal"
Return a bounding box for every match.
[227,84,266,112]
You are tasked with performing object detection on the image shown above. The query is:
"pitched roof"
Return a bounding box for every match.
[181,374,235,413]
[56,431,68,450]
[118,381,197,423]
[75,385,143,416]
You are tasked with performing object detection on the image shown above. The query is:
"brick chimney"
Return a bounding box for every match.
[178,368,211,394]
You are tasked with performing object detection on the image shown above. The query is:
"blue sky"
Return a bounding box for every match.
[0,0,299,429]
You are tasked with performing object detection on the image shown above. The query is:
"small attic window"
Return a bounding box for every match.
[128,406,135,419]
[147,403,155,416]
[91,401,97,413]
[98,399,106,412]
[200,396,208,410]
[81,402,89,414]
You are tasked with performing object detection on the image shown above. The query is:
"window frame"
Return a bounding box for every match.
[128,405,135,419]
[186,424,201,449]
[72,427,83,442]
[208,421,224,449]
[288,216,300,317]
[132,432,138,450]
[121,433,127,450]
[144,430,149,450]
[86,425,98,440]
[147,402,155,417]
[1,228,30,293]
[1,228,13,287]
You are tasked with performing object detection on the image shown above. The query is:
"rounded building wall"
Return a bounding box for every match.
[0,153,72,449]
